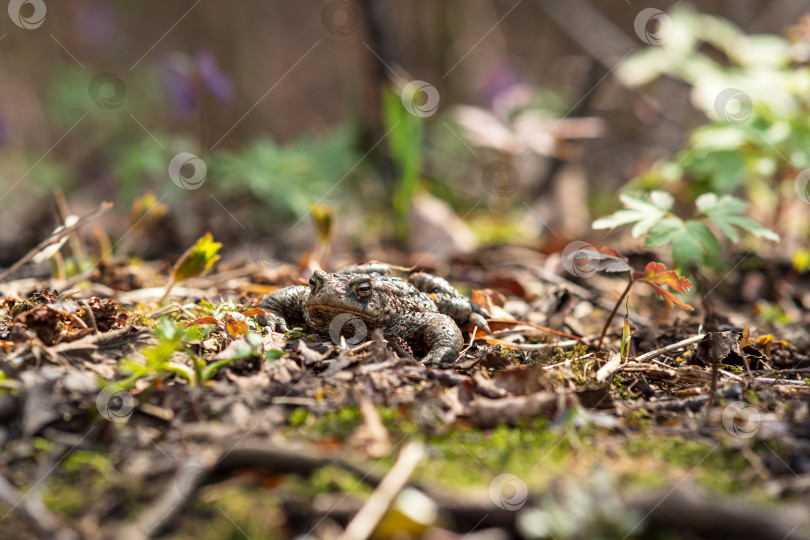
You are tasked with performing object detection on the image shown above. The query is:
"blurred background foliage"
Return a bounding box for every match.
[0,0,808,270]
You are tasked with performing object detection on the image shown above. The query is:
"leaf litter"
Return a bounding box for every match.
[0,243,809,539]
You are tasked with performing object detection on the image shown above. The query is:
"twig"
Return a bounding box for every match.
[634,334,706,363]
[120,458,205,540]
[628,484,809,540]
[0,472,76,539]
[596,275,633,352]
[0,201,113,282]
[752,377,810,387]
[338,442,425,540]
[596,352,622,383]
[54,188,86,264]
[80,301,99,334]
[513,339,581,350]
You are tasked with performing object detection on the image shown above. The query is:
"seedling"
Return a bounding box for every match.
[566,248,693,351]
[159,232,221,304]
[118,317,255,387]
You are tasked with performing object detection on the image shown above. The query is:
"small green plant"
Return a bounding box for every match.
[383,83,424,242]
[159,232,221,304]
[118,318,203,388]
[593,191,779,269]
[619,315,632,361]
[118,318,253,387]
[210,130,359,220]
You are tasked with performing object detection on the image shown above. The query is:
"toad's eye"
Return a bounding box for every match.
[355,281,372,298]
[309,274,320,290]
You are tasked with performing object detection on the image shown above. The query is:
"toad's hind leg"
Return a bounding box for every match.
[338,262,394,276]
[408,272,491,333]
[394,313,462,365]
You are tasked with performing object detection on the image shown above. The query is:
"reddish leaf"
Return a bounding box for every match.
[471,289,505,318]
[645,282,693,310]
[632,262,692,293]
[632,262,693,311]
[226,318,250,339]
[186,316,221,327]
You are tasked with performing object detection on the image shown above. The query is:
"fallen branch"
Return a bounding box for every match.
[634,334,705,363]
[119,458,206,540]
[338,442,425,540]
[0,472,78,540]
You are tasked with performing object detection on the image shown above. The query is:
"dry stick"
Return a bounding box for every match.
[338,442,425,540]
[0,201,113,282]
[54,188,86,265]
[0,472,73,539]
[121,457,206,540]
[633,334,706,364]
[80,300,99,334]
[596,275,633,352]
[507,339,581,351]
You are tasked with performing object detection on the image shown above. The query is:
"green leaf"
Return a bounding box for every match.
[685,221,722,255]
[592,209,645,230]
[720,214,781,242]
[682,150,746,193]
[671,227,705,266]
[696,193,780,243]
[172,233,222,283]
[593,192,673,238]
[689,125,747,150]
[695,193,746,214]
[383,85,424,241]
[646,218,721,267]
[649,191,675,209]
[620,316,632,360]
[645,217,684,247]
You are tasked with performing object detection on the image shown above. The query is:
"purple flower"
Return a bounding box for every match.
[164,51,233,116]
[196,51,233,103]
[480,63,519,108]
[73,0,118,50]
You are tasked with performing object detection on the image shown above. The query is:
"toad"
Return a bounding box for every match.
[259,264,490,365]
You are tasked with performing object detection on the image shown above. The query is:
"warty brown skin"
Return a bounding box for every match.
[259,266,490,365]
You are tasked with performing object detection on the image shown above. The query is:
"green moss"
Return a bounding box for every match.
[287,407,309,427]
[167,487,286,540]
[624,436,751,494]
[40,448,145,517]
[286,406,364,440]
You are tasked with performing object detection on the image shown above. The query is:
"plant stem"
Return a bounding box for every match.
[597,275,634,352]
[158,277,176,306]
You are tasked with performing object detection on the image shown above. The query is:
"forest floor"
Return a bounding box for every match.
[0,242,809,540]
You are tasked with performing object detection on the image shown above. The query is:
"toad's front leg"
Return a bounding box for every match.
[393,313,462,365]
[259,286,308,332]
